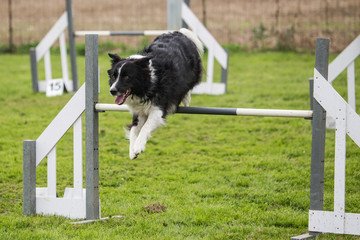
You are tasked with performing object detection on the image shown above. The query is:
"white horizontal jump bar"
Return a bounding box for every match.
[144,30,174,36]
[75,30,172,36]
[75,31,112,36]
[235,108,313,118]
[95,103,313,118]
[95,103,129,112]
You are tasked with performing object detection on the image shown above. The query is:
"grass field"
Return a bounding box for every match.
[0,47,360,239]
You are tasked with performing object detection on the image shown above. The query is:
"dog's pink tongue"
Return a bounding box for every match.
[115,95,125,105]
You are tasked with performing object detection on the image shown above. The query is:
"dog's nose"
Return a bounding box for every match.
[110,89,117,96]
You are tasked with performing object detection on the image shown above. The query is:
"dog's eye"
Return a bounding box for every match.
[123,75,129,80]
[110,72,117,79]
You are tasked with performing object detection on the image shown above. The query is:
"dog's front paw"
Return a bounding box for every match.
[129,144,138,160]
[133,138,146,157]
[129,151,138,160]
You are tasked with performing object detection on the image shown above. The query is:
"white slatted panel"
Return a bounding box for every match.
[36,12,68,61]
[36,84,86,166]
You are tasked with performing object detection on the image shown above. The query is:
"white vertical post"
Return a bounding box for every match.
[59,32,69,84]
[73,116,83,198]
[206,44,214,84]
[44,50,52,82]
[333,106,347,233]
[347,62,356,110]
[47,146,57,198]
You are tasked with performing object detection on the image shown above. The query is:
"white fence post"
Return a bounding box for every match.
[73,116,83,199]
[60,32,72,92]
[47,147,57,198]
[347,61,356,109]
[44,50,52,83]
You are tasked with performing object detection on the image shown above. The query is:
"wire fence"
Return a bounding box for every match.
[1,0,359,53]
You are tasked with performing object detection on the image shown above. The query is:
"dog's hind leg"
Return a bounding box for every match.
[181,91,191,107]
[133,107,165,158]
[129,114,146,159]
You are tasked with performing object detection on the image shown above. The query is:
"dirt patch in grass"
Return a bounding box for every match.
[143,202,167,214]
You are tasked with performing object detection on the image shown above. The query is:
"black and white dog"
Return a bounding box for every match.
[108,28,203,159]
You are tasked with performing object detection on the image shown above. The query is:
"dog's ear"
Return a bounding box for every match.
[108,53,122,64]
[133,55,153,68]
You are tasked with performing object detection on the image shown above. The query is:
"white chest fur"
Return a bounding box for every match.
[125,96,154,116]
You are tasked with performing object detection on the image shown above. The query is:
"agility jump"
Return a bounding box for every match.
[23,35,360,238]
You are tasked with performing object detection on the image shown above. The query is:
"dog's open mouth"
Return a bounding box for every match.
[115,89,131,105]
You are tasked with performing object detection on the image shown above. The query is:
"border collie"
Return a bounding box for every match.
[108,28,203,159]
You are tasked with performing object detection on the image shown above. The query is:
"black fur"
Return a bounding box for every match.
[107,29,202,159]
[107,30,202,116]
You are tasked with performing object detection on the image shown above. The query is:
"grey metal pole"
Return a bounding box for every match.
[290,40,329,240]
[182,0,190,28]
[29,48,39,92]
[85,34,99,220]
[308,78,314,110]
[310,39,328,212]
[167,0,182,30]
[66,0,78,91]
[23,140,36,216]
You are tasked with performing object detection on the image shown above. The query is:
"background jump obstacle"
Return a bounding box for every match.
[29,11,78,96]
[23,35,360,238]
[29,0,229,96]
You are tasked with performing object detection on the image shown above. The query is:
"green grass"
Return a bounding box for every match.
[0,49,360,239]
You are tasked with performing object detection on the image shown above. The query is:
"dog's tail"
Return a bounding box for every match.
[179,28,204,56]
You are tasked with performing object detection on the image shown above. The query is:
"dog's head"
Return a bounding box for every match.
[107,53,152,105]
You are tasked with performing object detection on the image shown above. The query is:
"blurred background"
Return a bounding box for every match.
[1,0,359,53]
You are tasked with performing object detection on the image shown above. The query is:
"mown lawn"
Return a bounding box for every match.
[0,48,359,239]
